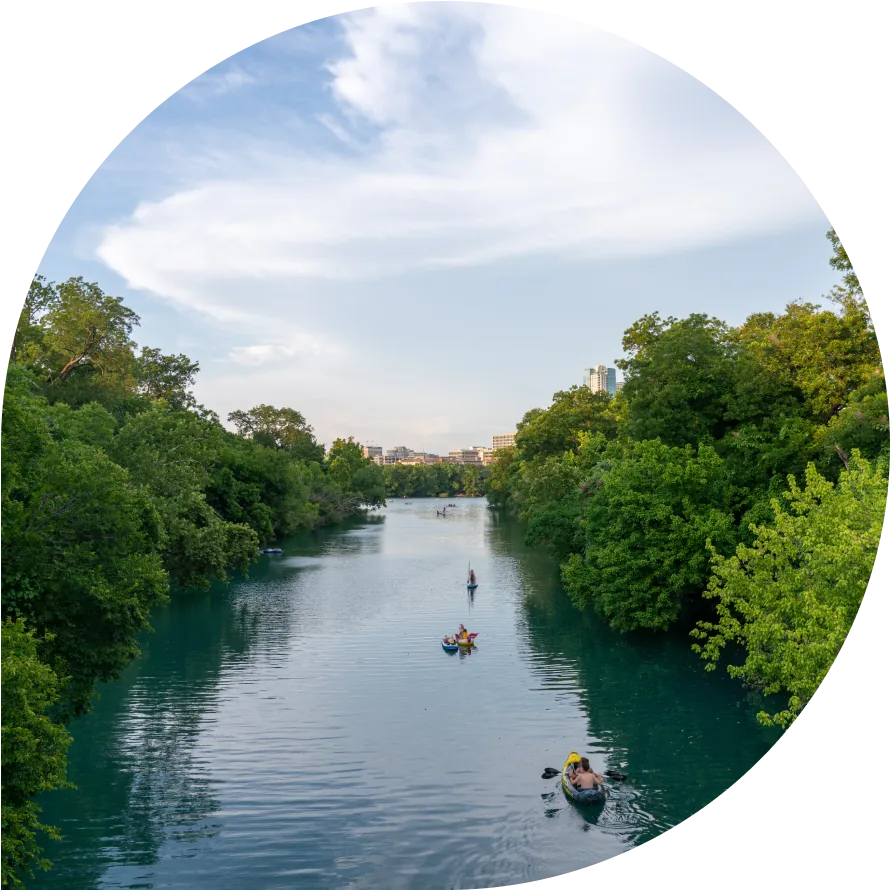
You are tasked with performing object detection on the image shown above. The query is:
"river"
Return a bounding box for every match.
[35,498,779,889]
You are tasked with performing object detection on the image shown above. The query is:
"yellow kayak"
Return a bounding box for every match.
[562,751,606,805]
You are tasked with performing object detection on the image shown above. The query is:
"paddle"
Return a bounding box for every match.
[541,767,627,781]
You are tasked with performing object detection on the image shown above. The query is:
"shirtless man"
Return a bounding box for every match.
[571,758,603,790]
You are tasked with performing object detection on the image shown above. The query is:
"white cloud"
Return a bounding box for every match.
[183,64,258,99]
[226,328,343,366]
[228,343,297,366]
[96,3,824,318]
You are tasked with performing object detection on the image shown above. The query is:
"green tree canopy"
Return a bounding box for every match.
[618,313,736,447]
[514,386,617,463]
[692,454,887,728]
[2,372,170,716]
[561,440,737,632]
[18,277,139,391]
[134,347,200,410]
[110,403,258,589]
[228,404,324,462]
[1,619,73,889]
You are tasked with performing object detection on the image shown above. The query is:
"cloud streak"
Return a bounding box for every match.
[95,3,824,321]
[182,64,259,100]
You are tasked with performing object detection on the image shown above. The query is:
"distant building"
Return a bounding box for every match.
[492,432,516,451]
[583,364,617,396]
[363,445,383,459]
[616,380,624,393]
[449,449,483,465]
[386,446,412,462]
[474,446,494,465]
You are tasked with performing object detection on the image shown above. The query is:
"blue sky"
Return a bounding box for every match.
[37,2,838,454]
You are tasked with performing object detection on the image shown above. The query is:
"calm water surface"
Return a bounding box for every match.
[36,499,778,889]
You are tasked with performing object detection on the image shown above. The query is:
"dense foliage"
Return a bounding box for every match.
[486,230,887,723]
[383,461,488,498]
[1,277,385,885]
[1,620,72,889]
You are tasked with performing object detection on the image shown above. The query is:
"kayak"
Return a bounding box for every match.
[467,583,478,590]
[442,640,459,652]
[262,548,283,555]
[562,751,606,805]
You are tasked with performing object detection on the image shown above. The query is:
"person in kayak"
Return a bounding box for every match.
[570,758,603,791]
[468,569,476,585]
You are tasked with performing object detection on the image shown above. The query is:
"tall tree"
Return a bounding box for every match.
[514,386,617,463]
[619,313,736,447]
[20,277,138,388]
[228,404,324,462]
[134,347,200,410]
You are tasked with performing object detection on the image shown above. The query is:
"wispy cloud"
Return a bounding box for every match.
[228,343,297,366]
[225,326,344,366]
[183,64,259,100]
[95,3,823,321]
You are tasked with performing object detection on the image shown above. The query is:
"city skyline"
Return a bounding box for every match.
[34,4,837,455]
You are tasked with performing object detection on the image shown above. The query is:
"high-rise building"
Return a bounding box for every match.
[583,364,617,395]
[492,432,516,451]
[616,380,624,393]
[362,445,383,459]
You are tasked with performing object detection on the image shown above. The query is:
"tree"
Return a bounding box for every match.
[692,454,886,727]
[562,440,737,632]
[514,386,617,462]
[19,277,138,389]
[111,403,259,589]
[228,404,324,462]
[1,619,73,889]
[204,433,318,542]
[618,313,736,447]
[734,298,880,423]
[818,371,889,471]
[2,369,170,717]
[134,347,200,410]
[826,227,862,298]
[485,446,521,509]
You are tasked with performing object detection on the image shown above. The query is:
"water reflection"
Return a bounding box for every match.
[487,512,779,847]
[36,500,779,890]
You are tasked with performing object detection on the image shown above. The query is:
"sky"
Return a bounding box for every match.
[36,1,839,455]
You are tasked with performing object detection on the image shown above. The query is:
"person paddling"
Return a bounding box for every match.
[468,568,477,586]
[570,758,603,791]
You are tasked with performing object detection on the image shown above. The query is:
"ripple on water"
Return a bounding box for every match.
[35,500,779,890]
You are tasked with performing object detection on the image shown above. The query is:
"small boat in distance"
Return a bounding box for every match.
[261,548,284,555]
